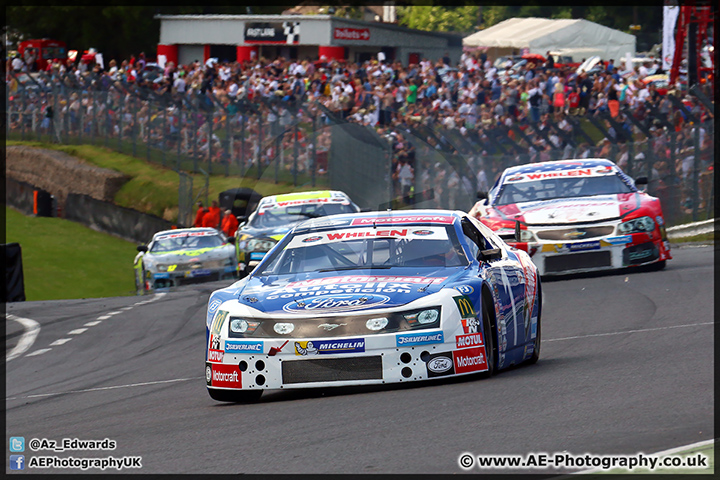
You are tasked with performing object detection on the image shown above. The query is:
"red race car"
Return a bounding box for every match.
[469,159,671,276]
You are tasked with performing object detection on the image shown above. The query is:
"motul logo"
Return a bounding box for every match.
[334,28,370,40]
[456,333,483,349]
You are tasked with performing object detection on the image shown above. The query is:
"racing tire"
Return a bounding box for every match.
[651,260,667,271]
[479,294,497,378]
[208,388,263,403]
[527,284,541,365]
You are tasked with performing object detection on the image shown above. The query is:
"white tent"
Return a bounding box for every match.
[464,17,635,62]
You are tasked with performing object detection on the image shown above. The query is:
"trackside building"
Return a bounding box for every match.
[155,14,462,67]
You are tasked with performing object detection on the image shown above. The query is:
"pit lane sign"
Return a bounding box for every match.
[334,27,370,41]
[245,22,300,44]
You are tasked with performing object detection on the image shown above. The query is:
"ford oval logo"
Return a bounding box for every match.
[412,229,433,236]
[427,356,453,373]
[282,294,390,314]
[302,236,323,243]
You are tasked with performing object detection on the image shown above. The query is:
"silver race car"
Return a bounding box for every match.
[134,228,238,292]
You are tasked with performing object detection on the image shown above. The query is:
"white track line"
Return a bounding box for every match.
[574,438,715,474]
[9,376,204,400]
[49,338,72,346]
[68,328,88,335]
[545,322,715,343]
[26,348,52,357]
[84,321,102,327]
[6,314,41,362]
[106,311,122,316]
[97,315,111,320]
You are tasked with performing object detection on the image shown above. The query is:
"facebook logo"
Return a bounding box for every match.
[10,454,25,470]
[9,437,25,452]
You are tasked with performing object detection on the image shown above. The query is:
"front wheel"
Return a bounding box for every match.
[208,388,262,403]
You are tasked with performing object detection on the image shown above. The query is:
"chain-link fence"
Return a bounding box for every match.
[7,71,714,227]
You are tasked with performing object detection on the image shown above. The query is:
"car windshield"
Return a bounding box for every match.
[249,203,356,228]
[254,225,468,276]
[150,232,224,252]
[494,173,633,206]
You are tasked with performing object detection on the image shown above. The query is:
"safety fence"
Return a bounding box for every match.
[7,70,714,227]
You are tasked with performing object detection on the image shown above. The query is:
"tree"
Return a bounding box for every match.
[397,5,479,34]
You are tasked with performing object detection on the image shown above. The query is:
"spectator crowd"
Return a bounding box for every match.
[7,46,715,221]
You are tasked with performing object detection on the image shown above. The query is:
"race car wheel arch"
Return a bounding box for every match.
[480,285,498,377]
[527,282,541,365]
[208,388,263,403]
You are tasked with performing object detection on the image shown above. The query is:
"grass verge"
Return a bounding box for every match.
[5,206,138,301]
[7,140,328,222]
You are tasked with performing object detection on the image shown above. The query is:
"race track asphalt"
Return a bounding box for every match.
[5,244,715,474]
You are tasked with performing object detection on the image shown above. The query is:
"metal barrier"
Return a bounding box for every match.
[6,71,714,227]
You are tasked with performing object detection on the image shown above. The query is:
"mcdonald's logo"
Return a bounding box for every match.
[211,310,229,335]
[453,295,476,319]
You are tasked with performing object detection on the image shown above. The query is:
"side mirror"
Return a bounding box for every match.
[478,248,502,261]
[137,245,148,252]
[476,191,488,200]
[515,220,522,243]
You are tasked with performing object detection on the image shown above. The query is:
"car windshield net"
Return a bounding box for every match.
[254,225,468,275]
[249,203,356,228]
[494,174,633,206]
[151,232,224,252]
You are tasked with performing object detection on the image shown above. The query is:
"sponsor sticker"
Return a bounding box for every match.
[456,333,484,349]
[211,310,229,336]
[207,349,224,363]
[604,235,633,245]
[461,317,480,334]
[350,215,454,226]
[453,285,474,295]
[287,227,448,248]
[396,331,444,347]
[249,252,266,260]
[209,334,222,351]
[206,363,242,388]
[294,338,365,355]
[453,295,476,319]
[568,241,601,251]
[426,353,455,377]
[283,294,390,313]
[453,346,488,374]
[225,340,264,354]
[287,275,447,287]
[155,230,216,240]
[208,299,222,314]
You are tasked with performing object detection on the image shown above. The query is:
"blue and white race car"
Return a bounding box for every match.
[204,210,542,402]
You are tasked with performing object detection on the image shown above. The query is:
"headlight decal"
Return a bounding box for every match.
[618,216,655,234]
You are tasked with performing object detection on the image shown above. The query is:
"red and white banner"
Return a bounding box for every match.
[334,28,370,41]
[662,6,679,71]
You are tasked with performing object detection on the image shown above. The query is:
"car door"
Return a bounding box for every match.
[464,216,529,360]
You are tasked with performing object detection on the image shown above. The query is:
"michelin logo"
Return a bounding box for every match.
[396,332,444,347]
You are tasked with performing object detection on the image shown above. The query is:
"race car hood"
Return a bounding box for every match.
[495,194,638,225]
[233,267,468,315]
